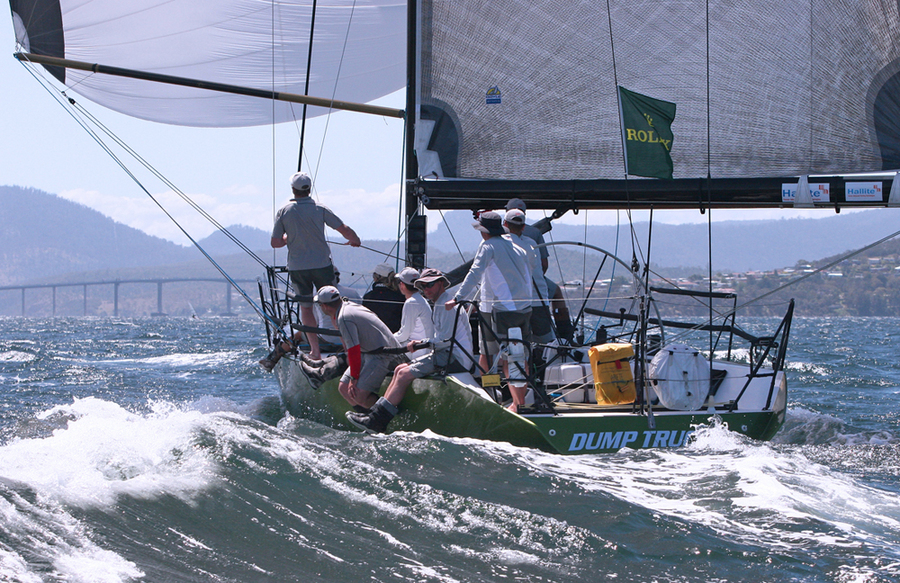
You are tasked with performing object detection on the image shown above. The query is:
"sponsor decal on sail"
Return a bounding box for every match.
[618,86,676,179]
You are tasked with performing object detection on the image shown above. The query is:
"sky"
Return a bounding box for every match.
[0,15,858,248]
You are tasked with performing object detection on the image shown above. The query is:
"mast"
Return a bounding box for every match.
[403,0,426,269]
[297,0,320,171]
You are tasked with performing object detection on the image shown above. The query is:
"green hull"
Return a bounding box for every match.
[275,355,787,455]
[275,356,549,450]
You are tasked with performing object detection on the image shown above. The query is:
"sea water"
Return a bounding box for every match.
[0,316,898,582]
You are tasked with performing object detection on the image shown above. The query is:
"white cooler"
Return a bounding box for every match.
[545,362,595,403]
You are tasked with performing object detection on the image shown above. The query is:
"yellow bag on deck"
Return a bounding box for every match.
[589,343,636,405]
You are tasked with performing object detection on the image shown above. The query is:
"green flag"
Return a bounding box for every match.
[618,86,676,179]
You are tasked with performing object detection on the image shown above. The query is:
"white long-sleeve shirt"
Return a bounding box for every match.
[434,287,474,368]
[394,293,434,359]
[454,235,531,312]
[510,233,550,306]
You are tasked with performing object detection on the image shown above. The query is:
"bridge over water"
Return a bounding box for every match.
[0,278,258,317]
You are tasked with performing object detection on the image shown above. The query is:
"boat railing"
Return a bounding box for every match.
[583,292,795,412]
[259,265,300,348]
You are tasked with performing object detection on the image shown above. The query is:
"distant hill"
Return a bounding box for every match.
[0,185,194,285]
[4,184,900,285]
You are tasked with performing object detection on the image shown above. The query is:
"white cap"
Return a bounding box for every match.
[504,208,526,225]
[397,267,420,285]
[314,285,341,303]
[290,171,311,191]
[373,263,394,277]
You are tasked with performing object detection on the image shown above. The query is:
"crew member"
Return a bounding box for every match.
[445,211,532,410]
[346,268,473,433]
[362,263,405,332]
[260,171,360,369]
[314,285,405,412]
[393,267,434,360]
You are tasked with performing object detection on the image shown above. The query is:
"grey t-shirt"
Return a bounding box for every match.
[336,301,402,353]
[272,197,344,271]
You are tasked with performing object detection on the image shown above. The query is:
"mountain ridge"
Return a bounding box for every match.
[4,184,900,286]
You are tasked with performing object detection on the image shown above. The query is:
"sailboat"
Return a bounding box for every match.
[8,0,900,453]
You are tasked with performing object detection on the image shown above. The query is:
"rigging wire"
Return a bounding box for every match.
[603,0,647,276]
[72,103,271,271]
[309,0,359,192]
[705,0,714,364]
[271,0,278,268]
[16,58,284,326]
[437,209,468,264]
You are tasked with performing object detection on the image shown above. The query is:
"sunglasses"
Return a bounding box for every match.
[420,280,439,289]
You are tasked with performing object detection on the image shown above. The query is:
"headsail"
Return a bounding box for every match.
[413,0,900,210]
[9,0,406,127]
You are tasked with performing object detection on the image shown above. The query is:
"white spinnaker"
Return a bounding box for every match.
[12,0,406,127]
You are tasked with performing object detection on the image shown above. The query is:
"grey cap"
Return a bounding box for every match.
[397,267,420,285]
[473,211,507,236]
[314,285,341,303]
[505,197,526,211]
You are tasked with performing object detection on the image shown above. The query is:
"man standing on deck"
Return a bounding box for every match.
[313,285,406,412]
[445,211,532,410]
[346,268,473,433]
[506,198,549,274]
[261,171,361,368]
[505,209,555,347]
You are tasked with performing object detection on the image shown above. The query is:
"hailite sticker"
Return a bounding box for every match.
[782,182,830,202]
[845,182,883,202]
[485,86,501,104]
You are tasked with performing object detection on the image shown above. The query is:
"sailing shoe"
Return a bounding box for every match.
[259,343,288,371]
[317,354,347,383]
[345,398,397,434]
[299,362,326,390]
[299,352,325,367]
[352,405,371,414]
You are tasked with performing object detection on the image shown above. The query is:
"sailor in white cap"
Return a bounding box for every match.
[445,211,532,409]
[505,198,549,273]
[269,171,361,361]
[362,262,405,332]
[393,267,434,360]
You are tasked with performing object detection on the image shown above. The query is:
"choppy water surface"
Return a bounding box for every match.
[0,316,898,582]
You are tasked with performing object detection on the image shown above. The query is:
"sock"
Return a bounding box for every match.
[375,397,399,416]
